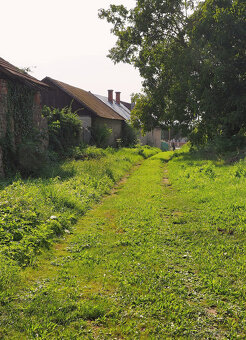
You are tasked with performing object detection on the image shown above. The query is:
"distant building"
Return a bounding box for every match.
[41,78,125,146]
[41,76,162,149]
[94,91,131,121]
[162,129,188,149]
[97,92,161,149]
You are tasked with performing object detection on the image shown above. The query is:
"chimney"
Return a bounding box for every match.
[108,89,113,103]
[115,91,121,105]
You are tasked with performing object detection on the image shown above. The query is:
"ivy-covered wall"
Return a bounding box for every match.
[0,79,48,176]
[0,79,8,176]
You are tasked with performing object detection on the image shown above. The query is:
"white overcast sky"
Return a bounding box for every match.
[1,0,141,102]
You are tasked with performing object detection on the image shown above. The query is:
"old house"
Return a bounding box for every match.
[41,78,125,146]
[94,90,131,121]
[96,91,161,148]
[0,57,48,176]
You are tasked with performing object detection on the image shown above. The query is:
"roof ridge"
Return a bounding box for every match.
[42,77,124,121]
[0,57,48,88]
[94,93,131,120]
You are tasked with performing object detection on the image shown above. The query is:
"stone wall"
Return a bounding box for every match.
[139,128,161,148]
[0,79,8,176]
[33,91,48,149]
[0,79,48,176]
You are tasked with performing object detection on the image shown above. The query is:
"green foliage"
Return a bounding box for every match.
[121,121,138,147]
[1,81,44,175]
[66,145,107,160]
[17,136,48,176]
[190,132,246,154]
[43,106,82,155]
[99,0,246,147]
[3,147,246,337]
[0,146,159,266]
[0,255,20,305]
[90,123,112,148]
[188,0,246,140]
[136,145,161,158]
[231,159,246,178]
[7,81,34,140]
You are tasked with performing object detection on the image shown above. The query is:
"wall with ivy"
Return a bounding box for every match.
[0,78,48,176]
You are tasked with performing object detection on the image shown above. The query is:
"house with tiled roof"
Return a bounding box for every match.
[94,91,131,121]
[95,92,161,148]
[0,57,48,176]
[95,90,162,148]
[41,77,126,146]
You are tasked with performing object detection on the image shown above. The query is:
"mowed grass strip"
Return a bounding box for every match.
[0,152,174,339]
[2,149,246,339]
[0,146,159,267]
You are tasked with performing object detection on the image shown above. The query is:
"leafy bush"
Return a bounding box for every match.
[0,147,160,266]
[66,145,107,160]
[17,138,48,176]
[122,122,138,147]
[231,160,246,178]
[42,106,82,155]
[190,132,246,154]
[90,124,112,148]
[136,145,161,159]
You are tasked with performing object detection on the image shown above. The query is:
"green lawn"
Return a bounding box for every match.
[0,146,159,267]
[1,147,246,338]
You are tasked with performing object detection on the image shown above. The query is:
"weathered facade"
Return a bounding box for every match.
[93,117,123,146]
[139,128,162,149]
[0,79,7,176]
[108,95,162,149]
[0,57,48,176]
[102,93,162,149]
[41,78,124,146]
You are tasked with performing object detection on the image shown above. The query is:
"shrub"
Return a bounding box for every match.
[42,106,82,155]
[90,124,112,148]
[0,147,160,266]
[122,122,138,147]
[17,138,48,176]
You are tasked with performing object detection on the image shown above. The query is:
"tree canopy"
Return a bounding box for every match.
[99,0,246,145]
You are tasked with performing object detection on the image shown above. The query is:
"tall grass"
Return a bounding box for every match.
[0,146,160,267]
[1,146,246,337]
[168,145,246,235]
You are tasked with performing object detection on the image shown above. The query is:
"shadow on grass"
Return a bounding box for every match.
[171,147,246,167]
[38,161,76,180]
[0,161,76,192]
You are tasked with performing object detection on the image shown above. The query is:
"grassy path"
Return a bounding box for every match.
[2,151,246,339]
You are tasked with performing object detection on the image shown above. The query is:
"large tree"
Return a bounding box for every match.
[189,0,246,141]
[99,0,246,144]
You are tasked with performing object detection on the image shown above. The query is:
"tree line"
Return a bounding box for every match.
[99,0,246,148]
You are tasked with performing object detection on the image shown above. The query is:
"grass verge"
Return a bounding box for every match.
[2,146,246,338]
[0,145,159,268]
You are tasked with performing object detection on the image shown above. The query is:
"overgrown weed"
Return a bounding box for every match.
[0,146,159,266]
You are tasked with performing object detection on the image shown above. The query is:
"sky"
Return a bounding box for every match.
[1,0,141,102]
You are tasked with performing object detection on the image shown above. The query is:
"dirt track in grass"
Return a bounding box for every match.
[3,150,246,339]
